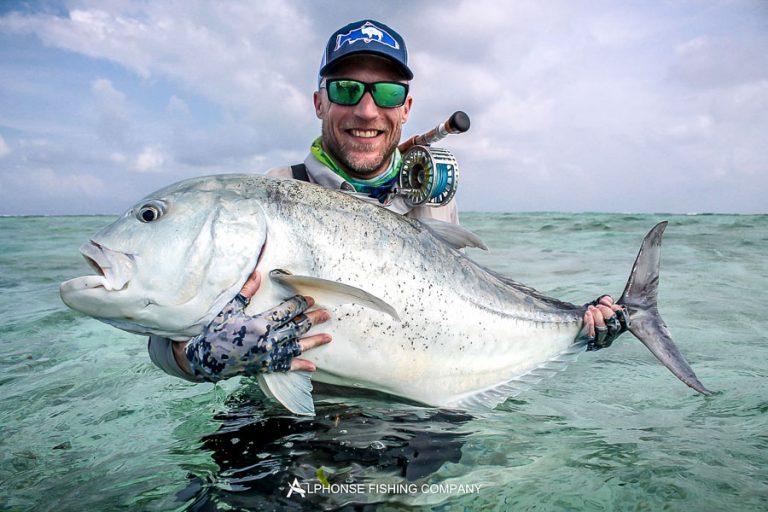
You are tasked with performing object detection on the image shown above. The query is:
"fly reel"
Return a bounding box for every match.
[398,145,459,207]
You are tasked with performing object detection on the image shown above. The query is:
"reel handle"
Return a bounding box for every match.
[398,111,470,154]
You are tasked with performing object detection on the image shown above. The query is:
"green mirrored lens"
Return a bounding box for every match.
[326,80,408,108]
[328,80,365,105]
[370,82,407,108]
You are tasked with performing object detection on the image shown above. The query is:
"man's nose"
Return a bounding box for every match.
[352,91,379,119]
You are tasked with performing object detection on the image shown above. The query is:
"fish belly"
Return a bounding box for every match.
[303,300,582,406]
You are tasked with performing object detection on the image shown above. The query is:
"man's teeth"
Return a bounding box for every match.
[350,129,379,138]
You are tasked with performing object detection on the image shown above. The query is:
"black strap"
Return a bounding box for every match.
[290,163,309,182]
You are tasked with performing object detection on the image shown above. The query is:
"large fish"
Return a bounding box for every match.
[60,174,711,415]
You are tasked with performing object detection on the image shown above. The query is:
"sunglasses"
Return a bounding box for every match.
[323,79,409,108]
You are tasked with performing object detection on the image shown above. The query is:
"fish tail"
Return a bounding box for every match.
[617,221,712,395]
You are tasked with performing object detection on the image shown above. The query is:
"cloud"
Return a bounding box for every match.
[0,134,10,158]
[133,145,168,172]
[91,77,125,103]
[670,35,768,89]
[89,77,131,146]
[166,95,189,116]
[0,166,105,198]
[32,168,106,195]
[0,2,316,121]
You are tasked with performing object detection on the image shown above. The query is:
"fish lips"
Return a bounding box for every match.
[60,241,136,297]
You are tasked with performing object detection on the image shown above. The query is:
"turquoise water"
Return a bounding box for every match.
[1,213,766,511]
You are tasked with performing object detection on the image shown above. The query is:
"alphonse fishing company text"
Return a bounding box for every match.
[287,479,482,498]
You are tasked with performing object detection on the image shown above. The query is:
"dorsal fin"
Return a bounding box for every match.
[419,219,488,251]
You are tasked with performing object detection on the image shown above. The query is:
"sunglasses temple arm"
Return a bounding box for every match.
[398,111,471,154]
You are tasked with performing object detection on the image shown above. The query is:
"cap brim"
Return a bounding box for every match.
[319,50,413,81]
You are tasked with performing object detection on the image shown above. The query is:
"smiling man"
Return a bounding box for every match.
[266,19,458,223]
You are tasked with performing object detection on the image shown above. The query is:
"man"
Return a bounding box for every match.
[148,19,625,385]
[266,20,457,223]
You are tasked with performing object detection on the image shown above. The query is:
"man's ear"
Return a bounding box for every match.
[313,90,325,119]
[401,95,413,124]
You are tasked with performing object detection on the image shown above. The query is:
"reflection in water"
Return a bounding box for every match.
[181,386,473,510]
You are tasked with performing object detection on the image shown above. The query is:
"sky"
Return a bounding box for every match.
[0,0,766,215]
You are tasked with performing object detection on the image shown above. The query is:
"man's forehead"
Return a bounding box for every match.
[323,55,408,81]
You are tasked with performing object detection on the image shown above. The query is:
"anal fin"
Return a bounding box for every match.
[449,341,587,411]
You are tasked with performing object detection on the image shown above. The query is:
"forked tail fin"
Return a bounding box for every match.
[618,221,712,395]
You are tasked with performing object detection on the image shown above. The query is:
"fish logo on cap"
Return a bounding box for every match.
[335,21,400,51]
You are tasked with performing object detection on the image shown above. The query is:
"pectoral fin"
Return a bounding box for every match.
[269,269,400,321]
[257,372,315,416]
[419,219,488,251]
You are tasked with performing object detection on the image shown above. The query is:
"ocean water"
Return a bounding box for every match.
[1,212,766,511]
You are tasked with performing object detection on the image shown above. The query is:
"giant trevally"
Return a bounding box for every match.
[60,174,711,415]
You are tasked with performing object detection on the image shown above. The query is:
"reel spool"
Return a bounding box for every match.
[398,145,459,207]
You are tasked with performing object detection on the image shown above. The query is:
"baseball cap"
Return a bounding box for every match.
[318,19,413,86]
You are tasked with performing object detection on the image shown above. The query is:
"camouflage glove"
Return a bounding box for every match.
[185,294,312,382]
[585,295,631,351]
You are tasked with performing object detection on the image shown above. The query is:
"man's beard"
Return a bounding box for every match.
[321,122,401,177]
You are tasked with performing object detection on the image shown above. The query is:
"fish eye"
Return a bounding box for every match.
[135,200,166,223]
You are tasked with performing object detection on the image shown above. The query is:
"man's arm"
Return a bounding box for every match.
[148,270,331,382]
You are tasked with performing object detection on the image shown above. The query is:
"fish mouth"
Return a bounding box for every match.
[66,240,136,292]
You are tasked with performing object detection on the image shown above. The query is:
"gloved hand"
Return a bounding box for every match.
[583,295,630,351]
[185,275,331,382]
